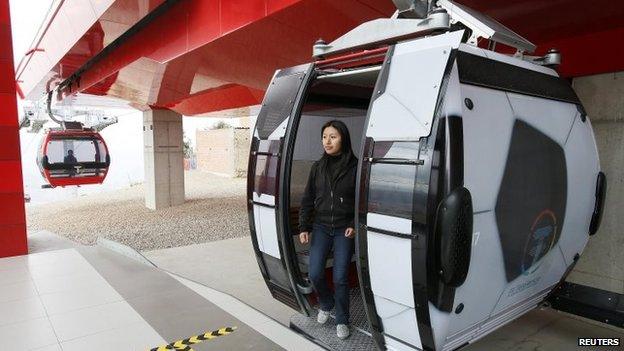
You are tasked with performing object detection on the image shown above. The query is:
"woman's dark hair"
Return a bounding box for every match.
[319,120,357,180]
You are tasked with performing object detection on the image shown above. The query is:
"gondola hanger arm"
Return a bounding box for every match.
[312,0,536,59]
[46,91,65,126]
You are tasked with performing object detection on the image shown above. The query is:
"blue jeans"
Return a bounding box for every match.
[308,223,355,325]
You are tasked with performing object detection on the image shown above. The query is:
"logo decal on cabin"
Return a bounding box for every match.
[495,120,567,282]
[521,209,557,275]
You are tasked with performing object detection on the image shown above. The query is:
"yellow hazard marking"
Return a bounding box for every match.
[148,326,237,351]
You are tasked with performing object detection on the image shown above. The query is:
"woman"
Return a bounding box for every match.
[299,120,357,340]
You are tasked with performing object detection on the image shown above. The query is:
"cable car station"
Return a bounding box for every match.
[1,0,623,350]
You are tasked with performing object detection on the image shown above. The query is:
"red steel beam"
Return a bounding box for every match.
[163,84,264,116]
[0,0,28,257]
[53,0,624,115]
[58,0,302,100]
[85,0,393,114]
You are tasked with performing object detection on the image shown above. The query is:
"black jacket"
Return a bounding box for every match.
[299,157,357,232]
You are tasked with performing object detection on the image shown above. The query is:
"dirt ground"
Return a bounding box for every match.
[26,171,249,251]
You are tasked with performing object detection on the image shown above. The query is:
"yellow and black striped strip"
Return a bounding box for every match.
[149,326,237,351]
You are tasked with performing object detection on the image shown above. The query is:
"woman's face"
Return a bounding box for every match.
[322,126,342,156]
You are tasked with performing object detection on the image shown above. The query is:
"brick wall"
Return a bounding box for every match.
[196,128,250,177]
[233,128,250,177]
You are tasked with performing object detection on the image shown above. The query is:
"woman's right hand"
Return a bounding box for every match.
[299,231,309,244]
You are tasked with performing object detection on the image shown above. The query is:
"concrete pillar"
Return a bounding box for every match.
[143,109,185,210]
[0,0,27,257]
[568,71,624,294]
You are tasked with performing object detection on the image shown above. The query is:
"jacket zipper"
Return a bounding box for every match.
[327,161,353,232]
[330,190,334,231]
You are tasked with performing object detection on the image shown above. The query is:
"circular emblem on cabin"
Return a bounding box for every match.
[521,209,557,275]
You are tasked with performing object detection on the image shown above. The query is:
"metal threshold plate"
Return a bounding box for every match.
[290,288,376,351]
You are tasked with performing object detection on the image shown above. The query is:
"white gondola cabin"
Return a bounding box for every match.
[247,1,607,350]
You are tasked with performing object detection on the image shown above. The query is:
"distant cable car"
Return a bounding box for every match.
[37,123,111,188]
[247,1,607,350]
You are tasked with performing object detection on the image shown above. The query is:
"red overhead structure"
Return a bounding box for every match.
[459,0,624,78]
[14,0,624,116]
[0,0,28,257]
[18,0,397,114]
[14,0,621,117]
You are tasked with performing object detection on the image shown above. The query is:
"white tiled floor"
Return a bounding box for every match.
[0,317,58,350]
[60,321,165,351]
[0,280,39,303]
[0,249,166,351]
[0,247,327,351]
[32,345,63,351]
[0,296,48,326]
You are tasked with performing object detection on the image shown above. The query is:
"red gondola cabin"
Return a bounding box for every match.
[37,128,110,188]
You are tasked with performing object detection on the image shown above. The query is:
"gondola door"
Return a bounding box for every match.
[356,32,464,351]
[248,64,314,314]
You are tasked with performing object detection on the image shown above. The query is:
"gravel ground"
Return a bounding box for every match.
[26,171,249,251]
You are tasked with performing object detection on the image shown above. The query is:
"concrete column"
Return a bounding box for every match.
[0,0,28,257]
[143,109,185,210]
[569,71,624,294]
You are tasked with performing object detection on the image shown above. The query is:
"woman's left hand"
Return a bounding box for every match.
[345,227,355,238]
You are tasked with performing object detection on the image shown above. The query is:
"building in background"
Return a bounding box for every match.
[196,127,250,178]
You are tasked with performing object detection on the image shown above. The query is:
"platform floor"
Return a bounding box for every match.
[147,236,624,351]
[7,231,623,350]
[0,232,321,351]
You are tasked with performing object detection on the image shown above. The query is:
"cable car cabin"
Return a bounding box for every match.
[247,2,606,351]
[37,129,110,188]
